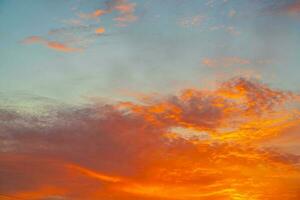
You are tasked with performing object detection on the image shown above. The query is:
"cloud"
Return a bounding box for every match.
[209,25,241,36]
[280,0,300,16]
[22,36,81,53]
[118,77,297,142]
[79,0,138,26]
[178,15,205,28]
[95,27,105,35]
[78,9,107,20]
[202,56,251,68]
[228,9,237,17]
[1,77,300,199]
[265,0,300,17]
[107,0,138,26]
[226,26,240,36]
[23,0,138,53]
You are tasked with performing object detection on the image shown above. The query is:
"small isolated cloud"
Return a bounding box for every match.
[209,25,240,36]
[226,26,240,36]
[22,36,81,53]
[95,27,106,35]
[178,15,205,28]
[206,0,228,8]
[228,9,237,17]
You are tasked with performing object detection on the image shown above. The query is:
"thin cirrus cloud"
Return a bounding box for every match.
[280,0,300,15]
[201,56,274,69]
[22,36,81,52]
[177,15,206,28]
[1,77,300,199]
[78,0,138,25]
[265,0,300,16]
[78,9,107,20]
[202,56,251,68]
[21,0,137,53]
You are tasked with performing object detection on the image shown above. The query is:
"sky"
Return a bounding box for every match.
[1,0,300,199]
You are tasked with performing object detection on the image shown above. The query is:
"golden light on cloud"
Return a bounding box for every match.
[4,0,300,199]
[1,77,300,200]
[95,27,106,34]
[22,36,81,52]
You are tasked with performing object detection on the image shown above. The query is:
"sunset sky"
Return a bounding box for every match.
[1,0,300,199]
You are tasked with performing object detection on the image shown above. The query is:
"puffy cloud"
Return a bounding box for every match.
[95,27,105,35]
[118,77,297,142]
[1,78,300,199]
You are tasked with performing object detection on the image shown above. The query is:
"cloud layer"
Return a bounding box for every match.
[1,77,300,199]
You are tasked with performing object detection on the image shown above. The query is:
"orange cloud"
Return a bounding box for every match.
[22,36,81,52]
[23,0,138,53]
[107,0,137,25]
[46,41,81,52]
[95,27,106,34]
[117,77,297,143]
[79,9,107,20]
[1,77,300,199]
[79,0,138,25]
[22,35,44,44]
[67,164,122,183]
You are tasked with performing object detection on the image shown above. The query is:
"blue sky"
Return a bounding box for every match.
[1,0,300,104]
[2,1,300,199]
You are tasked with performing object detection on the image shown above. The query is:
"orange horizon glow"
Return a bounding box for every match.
[1,77,300,200]
[2,0,300,199]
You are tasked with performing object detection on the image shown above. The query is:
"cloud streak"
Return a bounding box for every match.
[22,0,137,52]
[22,36,81,52]
[79,0,138,26]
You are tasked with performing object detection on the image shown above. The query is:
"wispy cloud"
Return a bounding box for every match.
[209,24,241,36]
[111,0,137,25]
[22,36,81,52]
[265,0,300,17]
[22,0,138,52]
[78,9,107,20]
[202,56,251,68]
[280,0,300,16]
[228,9,237,17]
[201,56,273,69]
[79,0,138,26]
[178,15,205,28]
